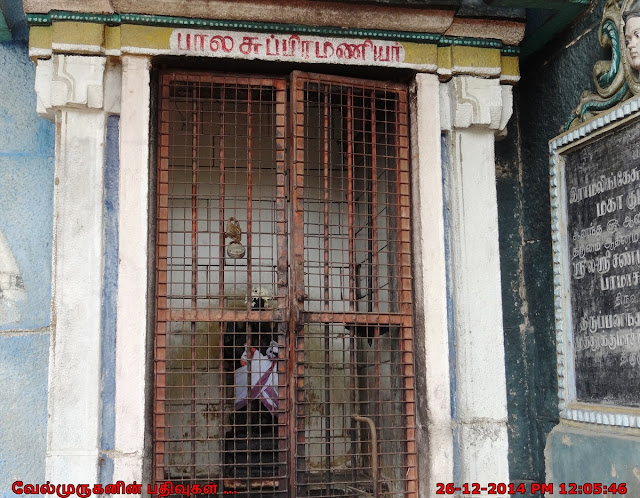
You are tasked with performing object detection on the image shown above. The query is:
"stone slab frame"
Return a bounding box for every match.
[36,50,513,494]
[550,96,640,429]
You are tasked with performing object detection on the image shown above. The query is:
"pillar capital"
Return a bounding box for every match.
[440,76,513,133]
[35,54,106,120]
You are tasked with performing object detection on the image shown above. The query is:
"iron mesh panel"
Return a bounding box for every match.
[155,72,289,496]
[155,70,416,497]
[291,73,416,498]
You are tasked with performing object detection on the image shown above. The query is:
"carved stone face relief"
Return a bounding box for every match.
[621,0,640,94]
[564,0,640,130]
[625,12,640,71]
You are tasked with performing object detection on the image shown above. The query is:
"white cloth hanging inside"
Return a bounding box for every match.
[234,341,279,413]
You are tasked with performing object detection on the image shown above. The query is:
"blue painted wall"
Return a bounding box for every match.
[0,333,49,497]
[98,115,120,485]
[0,41,54,331]
[0,0,54,494]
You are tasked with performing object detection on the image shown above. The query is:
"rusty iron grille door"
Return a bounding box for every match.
[290,72,416,498]
[155,70,416,497]
[155,72,290,495]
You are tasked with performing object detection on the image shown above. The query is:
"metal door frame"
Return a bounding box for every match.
[290,71,416,497]
[155,72,289,490]
[154,69,417,496]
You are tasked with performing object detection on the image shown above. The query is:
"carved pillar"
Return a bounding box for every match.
[35,54,109,482]
[441,76,513,488]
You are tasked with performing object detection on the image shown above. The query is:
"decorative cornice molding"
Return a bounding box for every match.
[26,10,520,54]
[501,46,519,55]
[439,35,501,48]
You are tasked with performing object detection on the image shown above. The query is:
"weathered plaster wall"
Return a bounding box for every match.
[0,333,49,496]
[0,30,54,496]
[497,0,640,492]
[546,425,640,496]
[0,39,53,330]
[496,100,552,493]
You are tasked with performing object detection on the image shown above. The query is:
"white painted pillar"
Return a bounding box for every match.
[441,76,513,493]
[113,55,151,481]
[35,55,108,482]
[411,73,454,497]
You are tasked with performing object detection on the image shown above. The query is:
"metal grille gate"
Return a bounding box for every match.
[155,70,416,497]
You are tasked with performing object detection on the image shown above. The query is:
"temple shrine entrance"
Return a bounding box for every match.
[153,70,417,497]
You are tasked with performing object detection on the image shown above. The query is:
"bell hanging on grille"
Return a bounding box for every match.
[225,217,246,259]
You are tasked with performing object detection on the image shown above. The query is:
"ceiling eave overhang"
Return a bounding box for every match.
[484,0,591,58]
[23,0,527,44]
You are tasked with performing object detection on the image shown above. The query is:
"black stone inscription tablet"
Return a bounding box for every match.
[564,120,640,407]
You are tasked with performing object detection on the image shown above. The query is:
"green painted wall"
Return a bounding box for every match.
[546,425,639,495]
[496,113,554,494]
[497,0,640,492]
[0,12,10,41]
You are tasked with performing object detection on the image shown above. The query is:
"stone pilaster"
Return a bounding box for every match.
[411,73,454,497]
[35,54,108,483]
[441,75,513,492]
[113,55,151,482]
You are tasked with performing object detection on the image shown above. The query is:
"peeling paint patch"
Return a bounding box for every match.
[612,464,619,478]
[0,230,27,324]
[561,435,572,446]
[633,467,640,482]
